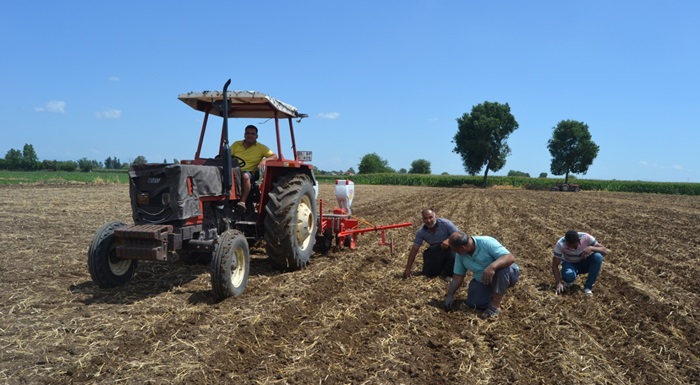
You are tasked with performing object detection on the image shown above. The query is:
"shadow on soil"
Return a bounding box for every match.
[70,250,298,305]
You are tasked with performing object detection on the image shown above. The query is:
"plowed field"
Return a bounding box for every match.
[0,184,698,384]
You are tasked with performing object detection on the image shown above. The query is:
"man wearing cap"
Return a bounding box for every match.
[552,230,609,296]
[444,231,520,319]
[402,208,459,280]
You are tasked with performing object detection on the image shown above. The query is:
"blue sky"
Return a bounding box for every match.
[2,1,698,182]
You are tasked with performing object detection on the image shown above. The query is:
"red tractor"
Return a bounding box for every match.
[88,80,318,300]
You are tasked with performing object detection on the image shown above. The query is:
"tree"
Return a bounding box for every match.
[42,160,58,171]
[547,120,599,183]
[3,149,22,170]
[78,158,100,172]
[346,167,355,175]
[21,144,39,171]
[453,101,519,185]
[539,172,548,178]
[104,156,124,169]
[398,168,407,174]
[132,155,148,165]
[409,159,431,174]
[358,153,392,173]
[58,161,78,172]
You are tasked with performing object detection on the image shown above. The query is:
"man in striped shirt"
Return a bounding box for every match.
[552,230,609,296]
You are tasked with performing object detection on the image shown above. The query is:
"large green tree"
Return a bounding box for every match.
[409,159,431,174]
[358,153,393,174]
[547,119,600,183]
[21,144,39,170]
[453,101,519,184]
[3,149,22,170]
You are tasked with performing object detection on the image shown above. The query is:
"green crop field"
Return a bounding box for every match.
[0,170,129,185]
[316,173,700,195]
[1,170,699,195]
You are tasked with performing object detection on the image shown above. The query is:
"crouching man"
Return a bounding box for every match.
[444,231,520,319]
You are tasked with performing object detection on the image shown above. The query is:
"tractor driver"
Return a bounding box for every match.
[231,125,278,210]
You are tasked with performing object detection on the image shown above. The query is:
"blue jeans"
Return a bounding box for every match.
[561,253,604,290]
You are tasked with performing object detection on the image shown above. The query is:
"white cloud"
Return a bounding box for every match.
[639,161,664,168]
[318,112,340,119]
[96,108,122,119]
[108,76,120,82]
[640,161,686,171]
[428,117,439,122]
[34,100,66,113]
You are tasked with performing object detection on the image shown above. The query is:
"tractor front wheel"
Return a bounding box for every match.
[210,230,250,300]
[264,173,318,270]
[87,221,137,288]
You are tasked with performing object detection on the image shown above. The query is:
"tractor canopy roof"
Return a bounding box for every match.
[177,90,301,120]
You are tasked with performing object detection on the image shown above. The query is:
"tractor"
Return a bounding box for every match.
[550,183,581,192]
[87,79,318,300]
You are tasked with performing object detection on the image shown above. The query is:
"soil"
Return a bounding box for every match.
[0,184,698,384]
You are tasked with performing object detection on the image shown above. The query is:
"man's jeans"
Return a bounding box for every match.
[561,252,604,290]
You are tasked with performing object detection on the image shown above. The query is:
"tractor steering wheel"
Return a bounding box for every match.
[233,155,246,169]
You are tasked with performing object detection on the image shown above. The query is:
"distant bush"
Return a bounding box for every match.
[507,170,530,177]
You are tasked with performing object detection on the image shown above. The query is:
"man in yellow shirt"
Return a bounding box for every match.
[231,125,278,209]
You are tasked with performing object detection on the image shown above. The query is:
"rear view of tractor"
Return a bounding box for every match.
[87,79,318,300]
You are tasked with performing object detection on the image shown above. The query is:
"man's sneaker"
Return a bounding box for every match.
[583,288,593,296]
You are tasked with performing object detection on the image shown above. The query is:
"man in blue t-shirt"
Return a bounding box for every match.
[444,231,520,319]
[402,208,459,279]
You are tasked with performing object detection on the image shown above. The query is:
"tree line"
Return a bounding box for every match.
[0,144,156,172]
[5,101,599,182]
[355,101,599,184]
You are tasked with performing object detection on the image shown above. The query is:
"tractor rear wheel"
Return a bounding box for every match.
[210,230,250,300]
[87,221,137,288]
[264,173,318,270]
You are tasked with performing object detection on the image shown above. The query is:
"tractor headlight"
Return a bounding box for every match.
[137,192,149,205]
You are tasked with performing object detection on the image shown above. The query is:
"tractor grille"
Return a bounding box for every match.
[129,164,175,224]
